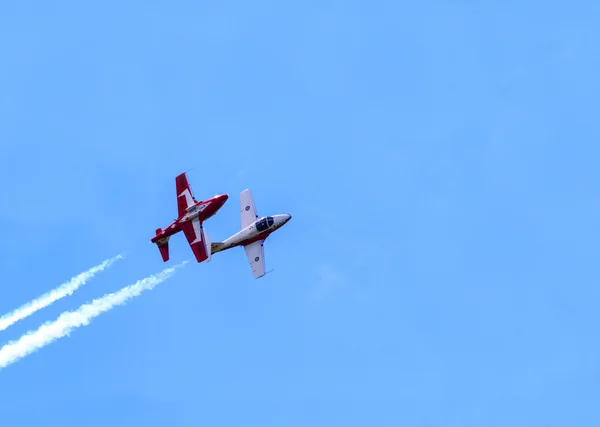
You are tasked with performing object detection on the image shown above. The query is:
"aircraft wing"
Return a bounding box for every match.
[243,240,265,279]
[176,172,196,218]
[180,217,211,263]
[240,189,258,229]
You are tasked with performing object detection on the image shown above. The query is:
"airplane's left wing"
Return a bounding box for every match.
[176,172,196,218]
[180,217,211,263]
[243,240,265,279]
[240,189,258,229]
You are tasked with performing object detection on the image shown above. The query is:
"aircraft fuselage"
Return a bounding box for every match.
[212,213,291,254]
[152,194,228,243]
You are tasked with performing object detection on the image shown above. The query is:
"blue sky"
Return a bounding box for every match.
[1,0,599,425]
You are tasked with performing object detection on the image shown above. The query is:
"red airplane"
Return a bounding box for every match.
[151,172,228,263]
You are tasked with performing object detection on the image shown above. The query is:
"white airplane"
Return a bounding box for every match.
[208,189,292,279]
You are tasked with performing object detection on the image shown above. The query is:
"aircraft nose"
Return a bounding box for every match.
[284,214,292,222]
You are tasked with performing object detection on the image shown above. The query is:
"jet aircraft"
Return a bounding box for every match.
[210,189,291,279]
[151,172,228,263]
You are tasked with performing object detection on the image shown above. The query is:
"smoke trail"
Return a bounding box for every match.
[0,262,186,370]
[0,255,124,332]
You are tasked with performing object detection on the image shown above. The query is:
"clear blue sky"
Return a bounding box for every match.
[1,1,599,425]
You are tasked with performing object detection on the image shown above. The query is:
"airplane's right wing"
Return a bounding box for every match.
[176,172,196,218]
[180,217,210,263]
[240,189,258,229]
[243,240,266,279]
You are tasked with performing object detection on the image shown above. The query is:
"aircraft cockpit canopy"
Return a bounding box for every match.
[256,216,274,232]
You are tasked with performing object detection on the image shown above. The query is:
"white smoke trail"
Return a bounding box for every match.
[0,261,186,370]
[0,255,124,332]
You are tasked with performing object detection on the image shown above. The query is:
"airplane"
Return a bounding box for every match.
[151,172,229,263]
[209,189,291,279]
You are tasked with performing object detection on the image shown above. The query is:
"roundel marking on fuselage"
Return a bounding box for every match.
[255,256,259,262]
[245,206,250,211]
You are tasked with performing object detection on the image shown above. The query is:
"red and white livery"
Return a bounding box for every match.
[210,189,291,279]
[151,172,228,263]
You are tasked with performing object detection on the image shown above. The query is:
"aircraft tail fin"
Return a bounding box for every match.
[211,242,225,254]
[157,241,170,262]
[152,228,170,262]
